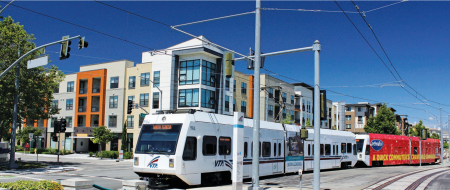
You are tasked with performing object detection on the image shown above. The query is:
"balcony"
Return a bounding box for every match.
[274,98,280,103]
[268,110,273,116]
[358,121,363,124]
[295,119,300,124]
[295,105,300,109]
[79,88,87,94]
[78,106,86,112]
[92,86,101,93]
[91,106,100,112]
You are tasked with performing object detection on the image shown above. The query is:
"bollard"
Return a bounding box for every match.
[299,169,302,190]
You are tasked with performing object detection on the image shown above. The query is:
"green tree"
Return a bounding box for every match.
[91,126,113,159]
[444,142,449,149]
[281,113,294,125]
[431,133,440,140]
[16,126,44,145]
[409,120,430,137]
[0,16,64,141]
[364,103,400,135]
[121,123,127,152]
[306,119,311,126]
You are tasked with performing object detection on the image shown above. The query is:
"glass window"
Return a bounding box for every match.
[153,71,160,87]
[201,89,215,109]
[203,136,217,156]
[127,116,134,128]
[341,143,346,153]
[183,137,197,161]
[333,145,335,155]
[135,124,181,154]
[278,143,281,156]
[347,143,352,153]
[67,81,74,92]
[241,101,247,113]
[346,124,351,129]
[290,110,295,121]
[233,99,236,112]
[274,143,276,157]
[52,100,58,110]
[365,145,370,155]
[346,107,351,111]
[353,144,357,155]
[153,92,159,109]
[140,73,150,86]
[180,60,200,85]
[291,95,294,104]
[325,144,331,155]
[244,142,248,158]
[282,92,287,102]
[241,82,247,94]
[219,137,231,155]
[108,115,117,128]
[225,78,230,91]
[414,147,418,155]
[66,99,73,110]
[233,80,236,92]
[179,89,199,107]
[129,76,136,89]
[201,60,215,87]
[356,139,365,153]
[110,77,119,88]
[225,96,230,112]
[268,105,273,116]
[109,96,118,108]
[308,144,311,155]
[140,93,149,107]
[320,144,324,155]
[54,84,59,93]
[65,116,72,127]
[262,142,271,157]
[358,107,363,112]
[346,115,351,121]
[358,116,363,122]
[268,88,273,98]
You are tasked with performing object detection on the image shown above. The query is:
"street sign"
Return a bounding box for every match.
[28,133,33,140]
[27,56,48,69]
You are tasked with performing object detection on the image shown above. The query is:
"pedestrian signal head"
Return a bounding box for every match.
[78,37,88,50]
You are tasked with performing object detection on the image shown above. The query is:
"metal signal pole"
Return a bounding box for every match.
[440,107,443,164]
[251,0,262,189]
[312,40,321,190]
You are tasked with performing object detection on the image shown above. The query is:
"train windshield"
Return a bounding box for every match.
[356,139,365,153]
[135,124,182,155]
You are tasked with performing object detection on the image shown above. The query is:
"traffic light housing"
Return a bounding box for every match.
[54,120,61,133]
[60,118,67,132]
[52,135,57,142]
[60,35,71,60]
[78,37,88,50]
[127,100,133,114]
[225,53,234,78]
[246,50,265,70]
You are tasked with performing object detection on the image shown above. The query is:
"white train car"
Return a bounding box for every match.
[133,112,356,187]
[355,134,370,166]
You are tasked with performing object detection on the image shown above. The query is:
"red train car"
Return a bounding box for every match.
[356,133,440,166]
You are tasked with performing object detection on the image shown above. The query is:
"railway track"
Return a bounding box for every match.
[363,166,450,190]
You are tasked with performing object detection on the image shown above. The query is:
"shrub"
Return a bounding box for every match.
[124,152,133,159]
[15,145,23,151]
[89,152,93,157]
[30,148,47,154]
[0,180,63,190]
[95,151,119,159]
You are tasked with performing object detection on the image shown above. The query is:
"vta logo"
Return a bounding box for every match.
[147,156,160,168]
[215,160,233,170]
[371,139,383,151]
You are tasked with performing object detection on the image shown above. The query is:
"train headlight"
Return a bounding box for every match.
[169,158,174,168]
[359,154,362,158]
[134,157,139,166]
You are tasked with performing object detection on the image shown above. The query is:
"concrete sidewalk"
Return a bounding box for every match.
[15,152,133,162]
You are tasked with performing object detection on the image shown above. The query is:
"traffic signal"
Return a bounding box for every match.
[54,120,61,133]
[60,118,67,132]
[60,35,71,60]
[225,52,234,78]
[52,135,57,142]
[127,100,133,114]
[246,50,265,70]
[78,37,88,50]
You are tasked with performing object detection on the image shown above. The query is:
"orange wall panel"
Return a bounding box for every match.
[248,75,254,118]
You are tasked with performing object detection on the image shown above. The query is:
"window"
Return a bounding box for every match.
[201,60,215,87]
[65,116,72,127]
[414,147,418,155]
[225,96,230,112]
[274,143,276,157]
[129,76,136,89]
[260,142,262,157]
[346,107,351,111]
[278,143,281,156]
[140,73,150,86]
[346,124,351,129]
[153,71,160,87]
[67,81,74,92]
[233,99,236,112]
[152,92,159,109]
[365,145,370,155]
[183,137,197,161]
[282,108,286,119]
[225,78,230,91]
[325,144,331,155]
[262,142,271,157]
[268,88,273,98]
[203,136,217,156]
[244,142,248,158]
[290,110,295,121]
[140,93,149,107]
[179,89,199,107]
[308,144,311,155]
[241,101,247,113]
[353,144,357,155]
[241,82,247,94]
[66,99,73,110]
[291,95,294,104]
[52,100,58,110]
[341,143,346,153]
[128,96,135,103]
[320,144,324,155]
[347,143,352,153]
[358,116,363,122]
[358,107,363,112]
[110,77,119,88]
[312,144,314,155]
[109,96,118,108]
[219,137,231,155]
[282,93,287,102]
[251,142,253,157]
[201,89,215,109]
[268,105,274,116]
[127,116,134,128]
[233,80,236,92]
[54,84,59,93]
[180,60,200,85]
[333,145,335,155]
[346,115,351,121]
[109,116,117,128]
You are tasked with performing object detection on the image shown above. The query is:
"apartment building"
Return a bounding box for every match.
[344,102,396,134]
[293,83,314,127]
[233,71,251,117]
[259,74,295,123]
[332,101,346,130]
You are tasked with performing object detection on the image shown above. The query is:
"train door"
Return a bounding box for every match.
[244,137,250,177]
[333,142,339,167]
[272,139,282,174]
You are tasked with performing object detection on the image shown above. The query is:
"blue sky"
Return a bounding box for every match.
[3,1,450,128]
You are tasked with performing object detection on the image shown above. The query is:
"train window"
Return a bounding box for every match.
[278,143,281,156]
[251,142,253,157]
[347,143,352,154]
[341,143,346,153]
[332,145,335,155]
[219,137,231,155]
[414,147,418,155]
[260,142,262,157]
[353,144,357,155]
[202,136,217,156]
[262,142,271,157]
[274,143,276,157]
[244,142,248,158]
[183,137,197,161]
[365,145,370,155]
[325,144,331,155]
[320,144,324,155]
[312,144,314,155]
[308,144,311,155]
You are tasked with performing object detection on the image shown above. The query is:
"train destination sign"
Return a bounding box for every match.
[153,125,172,130]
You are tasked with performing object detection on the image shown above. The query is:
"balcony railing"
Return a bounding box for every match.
[78,106,86,112]
[92,86,101,93]
[268,110,273,116]
[358,121,363,124]
[79,88,87,94]
[295,119,300,124]
[295,105,300,109]
[91,106,100,112]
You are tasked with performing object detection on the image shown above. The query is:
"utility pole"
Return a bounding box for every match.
[312,40,321,190]
[448,114,449,162]
[251,0,262,189]
[440,107,443,164]
[8,47,20,169]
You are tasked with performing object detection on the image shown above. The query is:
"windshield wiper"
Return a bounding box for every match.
[144,150,168,154]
